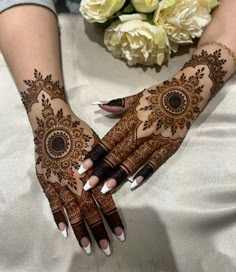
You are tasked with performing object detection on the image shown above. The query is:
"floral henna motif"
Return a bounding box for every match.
[34,94,92,183]
[139,70,205,135]
[87,47,228,187]
[21,69,66,113]
[20,70,124,248]
[182,49,227,97]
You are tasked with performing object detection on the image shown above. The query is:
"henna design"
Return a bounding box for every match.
[20,70,123,248]
[182,49,227,97]
[21,69,66,113]
[88,47,228,186]
[34,94,92,184]
[138,71,204,135]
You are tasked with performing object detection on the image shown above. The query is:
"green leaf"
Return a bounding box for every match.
[123,3,135,13]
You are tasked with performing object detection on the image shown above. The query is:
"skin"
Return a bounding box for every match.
[80,0,236,191]
[0,5,124,254]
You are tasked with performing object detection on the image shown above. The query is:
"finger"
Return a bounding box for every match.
[131,141,181,190]
[95,94,139,114]
[101,139,163,193]
[36,173,68,237]
[79,190,111,256]
[84,132,144,191]
[91,184,125,242]
[58,187,92,255]
[79,106,139,175]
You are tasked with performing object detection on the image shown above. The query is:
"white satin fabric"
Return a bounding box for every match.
[0,14,236,272]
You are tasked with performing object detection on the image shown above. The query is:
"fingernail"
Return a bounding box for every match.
[78,164,87,175]
[83,243,92,255]
[130,176,144,190]
[101,183,111,194]
[117,231,125,242]
[102,244,111,256]
[83,180,92,191]
[92,101,107,105]
[58,223,68,238]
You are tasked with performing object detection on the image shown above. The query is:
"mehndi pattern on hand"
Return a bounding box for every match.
[81,44,233,192]
[20,69,124,255]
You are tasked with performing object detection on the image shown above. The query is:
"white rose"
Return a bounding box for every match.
[131,0,159,13]
[153,0,214,44]
[198,0,219,12]
[104,19,170,66]
[80,0,126,23]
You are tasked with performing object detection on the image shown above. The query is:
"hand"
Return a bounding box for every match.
[80,44,232,192]
[21,70,124,255]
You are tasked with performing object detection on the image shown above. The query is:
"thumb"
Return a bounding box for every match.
[93,94,139,114]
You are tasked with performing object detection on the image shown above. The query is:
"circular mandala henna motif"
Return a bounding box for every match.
[143,76,204,134]
[46,130,71,159]
[34,106,92,180]
[162,90,188,115]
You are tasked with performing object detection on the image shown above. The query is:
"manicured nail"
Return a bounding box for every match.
[102,244,111,256]
[78,164,87,175]
[128,176,134,182]
[92,101,107,105]
[83,181,93,191]
[83,243,92,255]
[117,231,125,242]
[101,183,111,194]
[61,229,67,238]
[58,223,68,238]
[130,176,144,190]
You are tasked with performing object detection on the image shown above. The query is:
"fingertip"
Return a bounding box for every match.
[58,223,68,238]
[99,104,125,114]
[114,227,126,242]
[80,237,92,255]
[130,176,144,190]
[84,176,99,191]
[99,239,111,256]
[101,179,117,194]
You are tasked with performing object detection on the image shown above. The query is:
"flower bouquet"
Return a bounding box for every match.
[80,0,219,66]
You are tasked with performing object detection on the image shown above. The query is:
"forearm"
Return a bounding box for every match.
[0,5,69,127]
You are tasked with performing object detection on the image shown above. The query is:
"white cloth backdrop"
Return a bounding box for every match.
[0,14,236,272]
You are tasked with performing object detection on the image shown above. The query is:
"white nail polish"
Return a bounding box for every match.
[83,243,92,255]
[83,181,92,191]
[61,229,68,238]
[103,245,111,256]
[128,176,134,182]
[78,165,87,175]
[117,231,125,242]
[130,179,139,189]
[101,183,111,194]
[92,101,104,105]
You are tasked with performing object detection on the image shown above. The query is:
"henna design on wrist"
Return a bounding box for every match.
[21,69,66,113]
[182,49,227,97]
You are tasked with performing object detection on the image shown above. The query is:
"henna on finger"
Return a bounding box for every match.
[54,185,91,247]
[37,172,68,231]
[131,139,182,189]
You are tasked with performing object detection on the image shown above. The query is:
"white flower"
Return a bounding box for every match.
[131,0,159,13]
[104,19,170,66]
[198,0,219,12]
[80,0,126,23]
[153,0,217,45]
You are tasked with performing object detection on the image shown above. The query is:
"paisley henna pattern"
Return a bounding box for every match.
[87,46,229,186]
[20,70,123,249]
